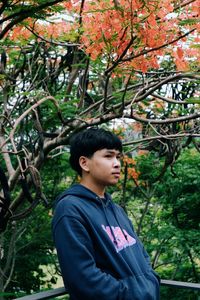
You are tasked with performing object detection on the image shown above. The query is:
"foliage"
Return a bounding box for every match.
[0,154,74,297]
[156,149,200,230]
[6,0,200,72]
[120,148,200,299]
[0,206,54,298]
[10,208,55,293]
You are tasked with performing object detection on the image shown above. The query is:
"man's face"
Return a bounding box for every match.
[84,148,122,187]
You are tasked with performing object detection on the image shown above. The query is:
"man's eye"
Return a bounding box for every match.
[105,155,112,158]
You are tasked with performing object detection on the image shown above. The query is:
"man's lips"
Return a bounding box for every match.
[112,172,121,177]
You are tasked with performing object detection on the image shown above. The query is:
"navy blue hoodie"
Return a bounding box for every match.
[52,184,160,300]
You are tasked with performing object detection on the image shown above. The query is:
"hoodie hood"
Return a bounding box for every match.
[55,183,111,206]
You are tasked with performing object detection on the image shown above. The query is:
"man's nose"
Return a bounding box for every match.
[113,157,121,167]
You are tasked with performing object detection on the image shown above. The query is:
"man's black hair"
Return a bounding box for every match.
[69,127,122,176]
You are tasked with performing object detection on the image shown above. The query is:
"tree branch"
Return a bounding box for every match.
[123,133,200,147]
[122,29,196,62]
[126,111,200,125]
[151,93,187,105]
[105,36,136,75]
[0,135,15,177]
[0,0,65,39]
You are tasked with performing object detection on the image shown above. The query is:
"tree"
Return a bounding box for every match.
[0,153,73,299]
[0,207,54,298]
[0,1,67,40]
[122,148,200,299]
[1,0,199,232]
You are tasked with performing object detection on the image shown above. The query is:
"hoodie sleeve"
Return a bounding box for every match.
[53,214,135,300]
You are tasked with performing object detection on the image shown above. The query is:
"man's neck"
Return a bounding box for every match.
[80,179,105,198]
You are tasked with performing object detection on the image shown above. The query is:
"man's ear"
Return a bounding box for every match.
[79,156,90,173]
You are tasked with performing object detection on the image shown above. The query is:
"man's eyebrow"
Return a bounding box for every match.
[106,149,122,154]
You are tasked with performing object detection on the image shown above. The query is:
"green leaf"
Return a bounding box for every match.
[179,18,200,26]
[190,44,200,49]
[186,97,200,104]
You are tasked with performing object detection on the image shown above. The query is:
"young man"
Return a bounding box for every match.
[52,127,160,300]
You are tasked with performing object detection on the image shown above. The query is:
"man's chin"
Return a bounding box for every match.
[107,180,120,186]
